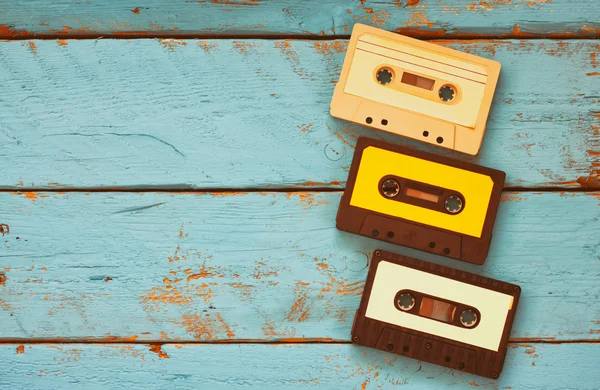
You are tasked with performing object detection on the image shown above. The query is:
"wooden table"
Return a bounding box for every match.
[1,1,599,388]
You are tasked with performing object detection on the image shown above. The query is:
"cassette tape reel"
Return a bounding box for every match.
[336,137,505,265]
[351,250,521,379]
[330,24,501,155]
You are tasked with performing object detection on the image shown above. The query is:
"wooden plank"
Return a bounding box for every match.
[0,39,598,190]
[1,1,599,39]
[1,343,598,389]
[1,191,598,341]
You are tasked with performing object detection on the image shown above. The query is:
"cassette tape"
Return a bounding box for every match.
[336,137,505,264]
[352,250,520,379]
[330,24,501,155]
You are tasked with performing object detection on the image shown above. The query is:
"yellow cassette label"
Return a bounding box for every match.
[350,146,494,238]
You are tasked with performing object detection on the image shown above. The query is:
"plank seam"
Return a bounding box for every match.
[0,187,596,193]
[1,33,599,41]
[0,339,597,345]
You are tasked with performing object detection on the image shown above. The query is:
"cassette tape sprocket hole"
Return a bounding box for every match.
[439,85,456,102]
[376,67,394,85]
[381,179,400,198]
[395,292,415,311]
[444,195,464,214]
[460,309,478,328]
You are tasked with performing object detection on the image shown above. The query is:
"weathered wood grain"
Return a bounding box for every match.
[0,39,598,189]
[1,343,598,389]
[1,191,598,341]
[1,0,599,38]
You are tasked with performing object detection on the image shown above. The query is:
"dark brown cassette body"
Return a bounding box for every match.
[336,137,506,264]
[351,250,521,379]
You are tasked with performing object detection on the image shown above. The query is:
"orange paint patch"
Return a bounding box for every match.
[232,41,257,55]
[104,276,112,282]
[57,39,68,46]
[198,41,218,53]
[577,171,600,189]
[336,281,365,296]
[313,41,347,56]
[104,335,139,342]
[211,0,260,6]
[407,12,434,28]
[591,52,598,68]
[501,194,524,203]
[13,192,38,202]
[187,263,214,281]
[181,312,235,340]
[0,224,9,236]
[160,39,187,52]
[132,7,140,14]
[149,344,169,358]
[0,24,32,38]
[253,261,278,279]
[356,6,390,28]
[287,281,311,322]
[469,381,479,386]
[298,123,313,133]
[210,192,247,197]
[28,41,37,56]
[587,72,600,77]
[286,192,329,209]
[16,345,24,354]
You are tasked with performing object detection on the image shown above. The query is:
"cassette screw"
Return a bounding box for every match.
[386,343,394,351]
[353,336,360,343]
[513,286,521,293]
[492,372,499,379]
[425,342,432,349]
[374,250,382,257]
[381,179,400,198]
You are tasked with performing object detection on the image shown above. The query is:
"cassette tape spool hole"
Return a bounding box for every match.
[460,309,478,328]
[376,67,394,85]
[395,291,416,312]
[439,85,457,102]
[381,179,400,198]
[444,195,464,214]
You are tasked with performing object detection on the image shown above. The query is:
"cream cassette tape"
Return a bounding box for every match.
[330,24,501,155]
[352,250,521,379]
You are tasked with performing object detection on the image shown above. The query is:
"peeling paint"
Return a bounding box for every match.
[57,39,67,46]
[198,41,218,53]
[0,224,9,236]
[577,171,600,189]
[181,312,235,340]
[313,41,347,56]
[148,344,169,358]
[28,41,37,55]
[160,39,187,51]
[16,345,24,354]
[232,41,257,55]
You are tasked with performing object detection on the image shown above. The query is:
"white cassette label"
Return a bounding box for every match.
[365,261,514,352]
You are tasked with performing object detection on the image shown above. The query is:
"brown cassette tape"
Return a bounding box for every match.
[336,137,505,265]
[351,250,521,379]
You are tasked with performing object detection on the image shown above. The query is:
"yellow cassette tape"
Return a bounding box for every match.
[336,138,506,264]
[330,24,501,155]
